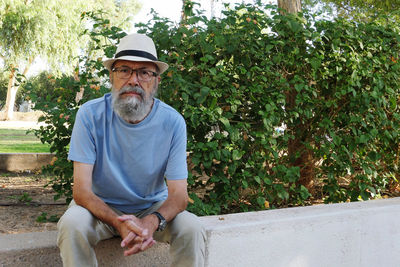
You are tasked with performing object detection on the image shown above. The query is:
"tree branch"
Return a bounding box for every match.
[22,57,34,78]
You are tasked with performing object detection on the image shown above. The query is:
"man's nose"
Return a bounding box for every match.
[127,70,140,86]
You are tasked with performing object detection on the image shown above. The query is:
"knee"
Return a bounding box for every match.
[57,204,94,238]
[168,212,206,266]
[171,211,206,244]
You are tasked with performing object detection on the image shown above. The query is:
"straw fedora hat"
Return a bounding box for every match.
[103,33,169,74]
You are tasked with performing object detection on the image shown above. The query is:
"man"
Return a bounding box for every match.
[57,33,206,267]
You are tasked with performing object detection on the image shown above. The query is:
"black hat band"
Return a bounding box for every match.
[115,50,158,61]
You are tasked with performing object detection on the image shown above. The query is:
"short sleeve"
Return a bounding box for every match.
[67,106,97,164]
[164,115,188,180]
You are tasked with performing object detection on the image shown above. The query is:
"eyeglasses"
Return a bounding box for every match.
[111,67,158,82]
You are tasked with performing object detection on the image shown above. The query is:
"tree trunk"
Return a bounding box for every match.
[287,131,315,189]
[4,68,17,120]
[73,62,85,103]
[210,0,216,18]
[278,0,301,14]
[277,0,315,190]
[180,0,194,25]
[180,0,188,23]
[3,58,33,121]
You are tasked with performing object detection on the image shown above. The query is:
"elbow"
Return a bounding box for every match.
[171,191,189,212]
[72,185,87,206]
[72,189,82,205]
[181,193,189,211]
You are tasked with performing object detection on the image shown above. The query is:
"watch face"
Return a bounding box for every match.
[159,219,167,231]
[154,212,167,231]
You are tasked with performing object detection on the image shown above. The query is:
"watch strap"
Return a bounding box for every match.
[152,211,166,231]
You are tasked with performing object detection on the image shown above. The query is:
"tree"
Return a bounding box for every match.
[276,0,318,190]
[0,69,9,109]
[322,0,400,15]
[31,2,400,214]
[278,0,302,14]
[303,0,400,22]
[0,0,140,120]
[181,0,196,23]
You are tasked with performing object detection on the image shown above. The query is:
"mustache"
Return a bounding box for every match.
[118,86,145,99]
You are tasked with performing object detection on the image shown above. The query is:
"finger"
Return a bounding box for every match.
[117,214,135,222]
[122,233,145,248]
[117,215,149,238]
[142,228,149,237]
[140,238,156,251]
[121,231,136,248]
[133,235,144,244]
[147,239,156,250]
[123,219,146,237]
[124,242,142,256]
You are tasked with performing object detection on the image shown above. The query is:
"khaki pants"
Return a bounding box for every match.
[57,200,205,267]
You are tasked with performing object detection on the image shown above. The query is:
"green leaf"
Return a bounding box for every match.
[367,151,381,161]
[288,20,302,33]
[277,190,289,200]
[358,135,368,144]
[310,58,321,69]
[232,150,242,160]
[299,185,311,200]
[219,117,230,128]
[257,197,266,207]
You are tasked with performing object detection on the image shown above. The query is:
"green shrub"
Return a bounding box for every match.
[139,3,400,214]
[31,4,400,215]
[29,12,126,203]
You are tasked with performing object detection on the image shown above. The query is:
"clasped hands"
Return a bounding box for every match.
[117,214,157,256]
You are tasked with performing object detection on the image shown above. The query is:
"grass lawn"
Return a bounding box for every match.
[0,129,51,153]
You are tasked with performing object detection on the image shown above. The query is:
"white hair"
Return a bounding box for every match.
[111,83,158,123]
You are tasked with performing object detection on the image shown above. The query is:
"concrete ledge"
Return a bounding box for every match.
[0,231,171,267]
[0,153,53,172]
[1,198,399,266]
[204,197,400,267]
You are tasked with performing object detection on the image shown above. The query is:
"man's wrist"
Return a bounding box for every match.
[152,213,159,223]
[146,213,159,232]
[152,211,167,231]
[112,216,124,231]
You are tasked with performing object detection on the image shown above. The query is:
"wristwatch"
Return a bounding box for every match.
[152,211,167,231]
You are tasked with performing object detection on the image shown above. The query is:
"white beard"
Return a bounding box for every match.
[111,85,156,123]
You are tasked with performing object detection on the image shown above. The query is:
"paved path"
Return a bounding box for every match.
[0,121,46,130]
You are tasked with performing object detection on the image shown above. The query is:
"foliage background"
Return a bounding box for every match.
[30,2,400,215]
[0,0,140,119]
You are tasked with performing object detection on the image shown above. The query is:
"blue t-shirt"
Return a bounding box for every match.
[68,93,188,213]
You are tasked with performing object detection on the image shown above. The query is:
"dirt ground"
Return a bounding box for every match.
[0,111,46,130]
[0,171,67,234]
[0,111,44,122]
[0,111,63,234]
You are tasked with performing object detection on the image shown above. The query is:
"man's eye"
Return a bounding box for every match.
[119,68,131,73]
[139,70,150,76]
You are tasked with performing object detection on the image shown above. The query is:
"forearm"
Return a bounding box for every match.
[155,179,189,222]
[157,192,188,222]
[73,188,121,229]
[72,161,122,230]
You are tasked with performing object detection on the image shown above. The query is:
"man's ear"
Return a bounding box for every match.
[109,72,113,84]
[157,76,161,83]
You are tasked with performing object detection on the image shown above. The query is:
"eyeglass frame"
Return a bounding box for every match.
[111,66,159,82]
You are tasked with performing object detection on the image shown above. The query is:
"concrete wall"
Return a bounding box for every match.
[204,197,400,267]
[1,198,399,266]
[0,153,53,172]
